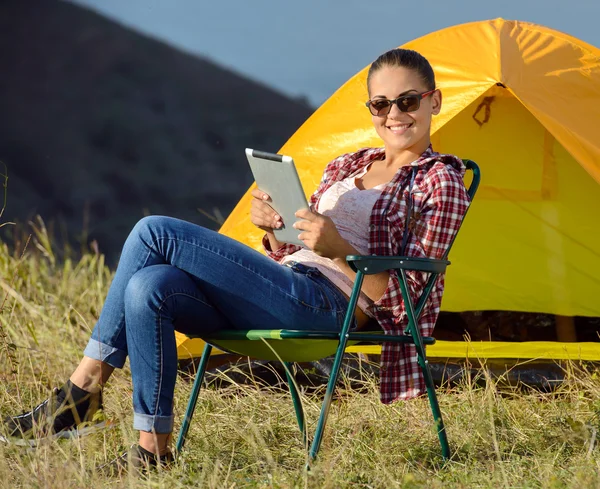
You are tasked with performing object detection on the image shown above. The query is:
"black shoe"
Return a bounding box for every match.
[0,381,107,446]
[99,444,174,477]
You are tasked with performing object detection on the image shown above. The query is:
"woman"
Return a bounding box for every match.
[1,48,470,473]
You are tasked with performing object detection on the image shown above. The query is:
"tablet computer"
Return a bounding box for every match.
[245,148,309,247]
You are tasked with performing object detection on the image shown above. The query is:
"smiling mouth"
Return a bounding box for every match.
[386,122,414,133]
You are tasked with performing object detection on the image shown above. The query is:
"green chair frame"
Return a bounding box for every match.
[176,160,480,464]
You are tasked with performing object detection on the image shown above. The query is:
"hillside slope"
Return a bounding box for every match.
[0,0,313,262]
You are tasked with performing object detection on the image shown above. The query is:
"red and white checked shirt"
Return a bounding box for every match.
[263,146,470,403]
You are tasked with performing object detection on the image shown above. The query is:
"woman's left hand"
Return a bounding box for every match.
[293,209,351,259]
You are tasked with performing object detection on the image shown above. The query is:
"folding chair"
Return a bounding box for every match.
[176,160,480,464]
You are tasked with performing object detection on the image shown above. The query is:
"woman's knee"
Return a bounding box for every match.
[124,265,185,315]
[128,215,173,242]
[121,215,182,258]
[125,215,211,254]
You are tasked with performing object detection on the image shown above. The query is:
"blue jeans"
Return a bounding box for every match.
[83,216,353,433]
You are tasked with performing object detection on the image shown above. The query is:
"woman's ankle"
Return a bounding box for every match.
[139,431,171,456]
[70,357,114,393]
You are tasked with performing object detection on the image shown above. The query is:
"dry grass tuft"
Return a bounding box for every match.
[0,227,599,488]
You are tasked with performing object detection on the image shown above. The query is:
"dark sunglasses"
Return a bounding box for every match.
[365,89,436,116]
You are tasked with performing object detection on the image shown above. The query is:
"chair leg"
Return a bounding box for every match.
[308,338,346,465]
[175,343,213,455]
[398,270,450,460]
[419,355,450,460]
[308,271,364,466]
[283,362,307,446]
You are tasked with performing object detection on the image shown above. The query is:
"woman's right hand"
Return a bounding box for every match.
[250,188,283,232]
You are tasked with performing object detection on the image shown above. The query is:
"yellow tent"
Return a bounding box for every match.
[177,18,600,362]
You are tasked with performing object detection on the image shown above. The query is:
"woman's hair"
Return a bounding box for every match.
[367,48,436,92]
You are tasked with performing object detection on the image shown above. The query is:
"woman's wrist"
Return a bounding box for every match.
[265,231,284,252]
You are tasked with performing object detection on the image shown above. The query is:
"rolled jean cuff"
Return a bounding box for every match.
[133,412,174,434]
[83,338,127,369]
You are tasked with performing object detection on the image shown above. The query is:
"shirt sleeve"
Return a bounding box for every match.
[369,267,422,313]
[308,153,349,209]
[370,164,470,313]
[419,166,471,260]
[261,234,301,262]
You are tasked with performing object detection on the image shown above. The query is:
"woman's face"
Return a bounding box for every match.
[368,65,441,156]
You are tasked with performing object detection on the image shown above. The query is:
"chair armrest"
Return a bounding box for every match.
[345,255,450,275]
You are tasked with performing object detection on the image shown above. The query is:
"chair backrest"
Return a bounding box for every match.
[463,159,481,201]
[441,159,480,260]
[407,159,481,329]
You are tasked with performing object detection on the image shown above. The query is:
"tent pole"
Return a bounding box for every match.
[555,315,577,342]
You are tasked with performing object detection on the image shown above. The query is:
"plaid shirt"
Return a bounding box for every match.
[263,147,470,403]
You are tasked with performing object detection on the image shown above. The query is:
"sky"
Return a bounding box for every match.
[68,0,599,106]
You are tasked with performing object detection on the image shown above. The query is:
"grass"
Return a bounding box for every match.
[1,228,600,488]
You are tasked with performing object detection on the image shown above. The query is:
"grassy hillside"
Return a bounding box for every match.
[0,227,600,488]
[0,0,313,264]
